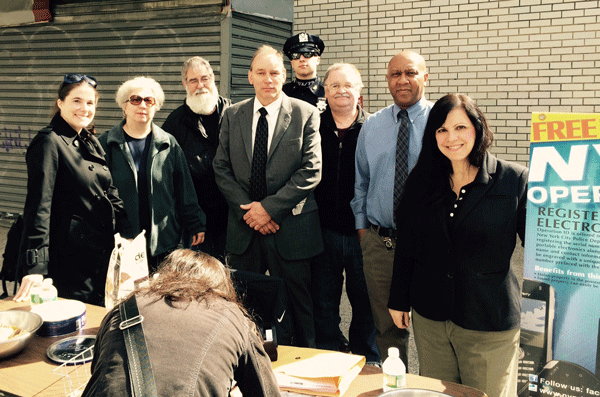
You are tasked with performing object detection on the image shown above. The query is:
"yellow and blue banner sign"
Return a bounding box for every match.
[520,113,600,395]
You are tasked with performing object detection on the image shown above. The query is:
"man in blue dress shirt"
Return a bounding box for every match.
[350,50,433,364]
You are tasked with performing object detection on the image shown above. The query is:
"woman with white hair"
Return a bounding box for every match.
[98,76,205,270]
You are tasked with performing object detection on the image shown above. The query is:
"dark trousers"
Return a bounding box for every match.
[230,269,292,345]
[312,228,380,362]
[228,232,316,348]
[184,206,228,263]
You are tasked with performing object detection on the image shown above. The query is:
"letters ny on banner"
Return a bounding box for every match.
[519,113,600,396]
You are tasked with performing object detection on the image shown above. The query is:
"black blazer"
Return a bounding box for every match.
[389,153,528,332]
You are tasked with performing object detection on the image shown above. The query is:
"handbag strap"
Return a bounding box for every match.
[119,295,158,397]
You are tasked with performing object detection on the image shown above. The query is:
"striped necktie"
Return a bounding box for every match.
[394,109,410,211]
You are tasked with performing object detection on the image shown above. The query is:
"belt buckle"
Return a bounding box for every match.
[383,237,394,250]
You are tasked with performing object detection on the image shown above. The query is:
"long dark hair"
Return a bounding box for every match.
[396,93,493,224]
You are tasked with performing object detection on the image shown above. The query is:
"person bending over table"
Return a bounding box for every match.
[82,249,280,396]
[388,93,528,397]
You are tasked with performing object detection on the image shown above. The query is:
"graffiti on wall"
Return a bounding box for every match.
[0,126,33,153]
[0,20,197,135]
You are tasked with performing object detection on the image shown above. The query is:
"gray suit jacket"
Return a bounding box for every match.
[213,94,324,260]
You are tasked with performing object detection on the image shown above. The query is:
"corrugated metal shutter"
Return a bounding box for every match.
[229,11,292,103]
[0,0,226,216]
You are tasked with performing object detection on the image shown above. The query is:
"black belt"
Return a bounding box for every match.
[371,225,397,239]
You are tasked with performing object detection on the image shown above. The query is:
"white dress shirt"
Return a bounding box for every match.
[251,95,283,154]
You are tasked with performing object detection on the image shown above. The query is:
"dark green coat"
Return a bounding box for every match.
[98,121,205,256]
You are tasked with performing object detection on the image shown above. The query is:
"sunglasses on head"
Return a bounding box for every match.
[290,51,319,60]
[64,74,98,88]
[127,95,156,106]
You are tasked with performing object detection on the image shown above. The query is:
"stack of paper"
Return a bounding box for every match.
[272,346,366,396]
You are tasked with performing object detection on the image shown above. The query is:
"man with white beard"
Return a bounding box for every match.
[162,57,231,261]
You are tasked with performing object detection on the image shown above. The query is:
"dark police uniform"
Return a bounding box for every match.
[283,77,326,111]
[282,32,327,112]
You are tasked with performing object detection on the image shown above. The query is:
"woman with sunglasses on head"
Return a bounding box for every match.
[99,76,205,271]
[388,94,528,397]
[14,74,131,306]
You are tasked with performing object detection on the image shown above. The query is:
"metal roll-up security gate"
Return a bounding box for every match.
[0,0,226,217]
[229,10,292,103]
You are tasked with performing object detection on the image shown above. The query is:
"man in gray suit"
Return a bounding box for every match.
[213,45,323,347]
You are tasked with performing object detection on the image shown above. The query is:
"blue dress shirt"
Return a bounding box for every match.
[351,97,434,230]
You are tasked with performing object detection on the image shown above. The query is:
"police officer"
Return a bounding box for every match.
[284,32,352,353]
[283,32,327,111]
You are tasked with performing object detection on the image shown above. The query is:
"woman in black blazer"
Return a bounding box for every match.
[388,94,528,397]
[14,74,129,306]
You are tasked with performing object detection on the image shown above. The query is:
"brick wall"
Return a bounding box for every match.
[293,0,600,165]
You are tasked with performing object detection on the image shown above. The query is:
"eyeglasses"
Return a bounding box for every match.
[290,51,319,60]
[188,74,213,85]
[127,95,156,106]
[64,74,98,88]
[326,83,356,91]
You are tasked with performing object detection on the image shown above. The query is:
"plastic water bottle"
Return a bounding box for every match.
[31,278,58,306]
[382,347,406,391]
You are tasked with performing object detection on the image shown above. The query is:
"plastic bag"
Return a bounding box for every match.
[105,231,149,311]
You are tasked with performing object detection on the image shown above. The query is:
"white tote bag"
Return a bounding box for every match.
[105,231,149,311]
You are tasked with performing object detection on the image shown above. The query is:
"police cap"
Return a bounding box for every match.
[283,32,325,60]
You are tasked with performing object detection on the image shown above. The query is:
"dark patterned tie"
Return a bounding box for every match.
[250,107,269,201]
[394,109,410,211]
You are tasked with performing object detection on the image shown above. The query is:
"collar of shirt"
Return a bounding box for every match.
[391,96,430,123]
[293,77,318,87]
[389,97,431,171]
[252,96,283,153]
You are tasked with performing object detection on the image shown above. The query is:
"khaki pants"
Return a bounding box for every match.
[360,226,409,363]
[412,310,519,397]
